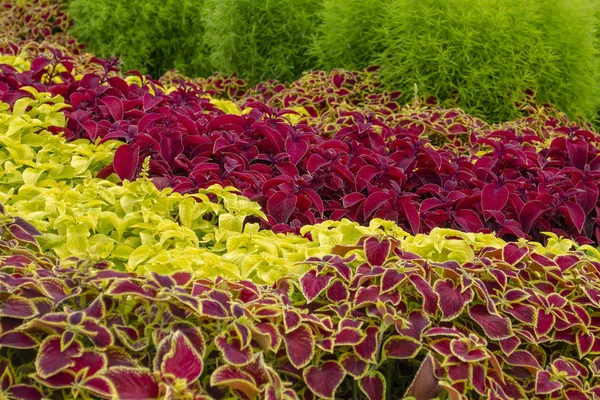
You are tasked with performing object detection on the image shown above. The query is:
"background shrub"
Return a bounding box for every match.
[68,0,210,77]
[311,0,387,71]
[202,0,321,83]
[375,0,600,122]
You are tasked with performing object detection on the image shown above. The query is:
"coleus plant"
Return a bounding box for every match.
[3,207,600,399]
[5,52,600,245]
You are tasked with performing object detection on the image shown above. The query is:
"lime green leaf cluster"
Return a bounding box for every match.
[0,89,120,193]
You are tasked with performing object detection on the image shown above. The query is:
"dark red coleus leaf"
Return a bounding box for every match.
[303,361,345,399]
[113,144,139,182]
[104,368,160,400]
[359,371,386,400]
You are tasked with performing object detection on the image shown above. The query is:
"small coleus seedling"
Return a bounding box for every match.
[2,208,600,399]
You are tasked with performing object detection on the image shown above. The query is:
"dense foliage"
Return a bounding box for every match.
[202,0,321,84]
[374,0,600,122]
[67,0,210,78]
[1,206,600,399]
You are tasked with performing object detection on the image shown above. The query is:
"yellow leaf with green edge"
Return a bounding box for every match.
[127,245,153,271]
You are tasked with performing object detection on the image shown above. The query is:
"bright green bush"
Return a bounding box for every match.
[68,0,211,77]
[202,0,321,83]
[311,0,387,71]
[375,0,600,122]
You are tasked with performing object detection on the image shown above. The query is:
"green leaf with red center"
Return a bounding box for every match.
[359,371,386,400]
[383,335,421,359]
[499,336,521,356]
[405,353,442,399]
[299,270,334,303]
[303,361,345,399]
[449,339,488,362]
[199,299,229,319]
[535,309,555,337]
[354,326,379,363]
[104,367,159,400]
[471,364,487,395]
[159,331,203,384]
[434,279,473,321]
[215,333,253,366]
[252,323,281,353]
[339,353,368,379]
[7,385,44,400]
[35,336,83,379]
[468,304,512,340]
[210,365,260,399]
[281,325,314,369]
[535,370,563,395]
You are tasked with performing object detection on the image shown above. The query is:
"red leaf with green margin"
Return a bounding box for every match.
[82,377,113,398]
[535,370,562,395]
[339,353,368,379]
[210,365,259,399]
[107,280,147,297]
[471,363,487,395]
[252,323,281,353]
[354,326,379,363]
[113,144,139,181]
[359,371,386,400]
[35,336,83,379]
[383,335,421,359]
[397,310,430,341]
[481,182,509,212]
[504,350,542,372]
[326,280,349,302]
[503,303,535,324]
[215,333,252,366]
[468,304,512,340]
[576,331,595,358]
[450,340,488,362]
[299,270,334,303]
[104,368,159,400]
[502,243,528,265]
[499,336,521,356]
[303,361,345,399]
[283,309,302,333]
[535,309,555,337]
[281,325,314,369]
[364,237,390,267]
[160,331,203,383]
[8,385,44,400]
[334,328,365,346]
[409,275,438,316]
[0,331,37,348]
[267,192,297,224]
[434,279,473,321]
[381,269,403,293]
[199,299,228,319]
[0,296,36,318]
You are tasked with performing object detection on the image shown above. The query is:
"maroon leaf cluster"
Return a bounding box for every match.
[3,54,600,244]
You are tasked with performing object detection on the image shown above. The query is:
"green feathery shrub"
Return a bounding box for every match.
[202,0,322,83]
[375,0,600,122]
[68,0,211,77]
[311,0,387,71]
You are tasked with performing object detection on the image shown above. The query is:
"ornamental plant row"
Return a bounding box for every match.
[1,205,600,399]
[2,53,599,245]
